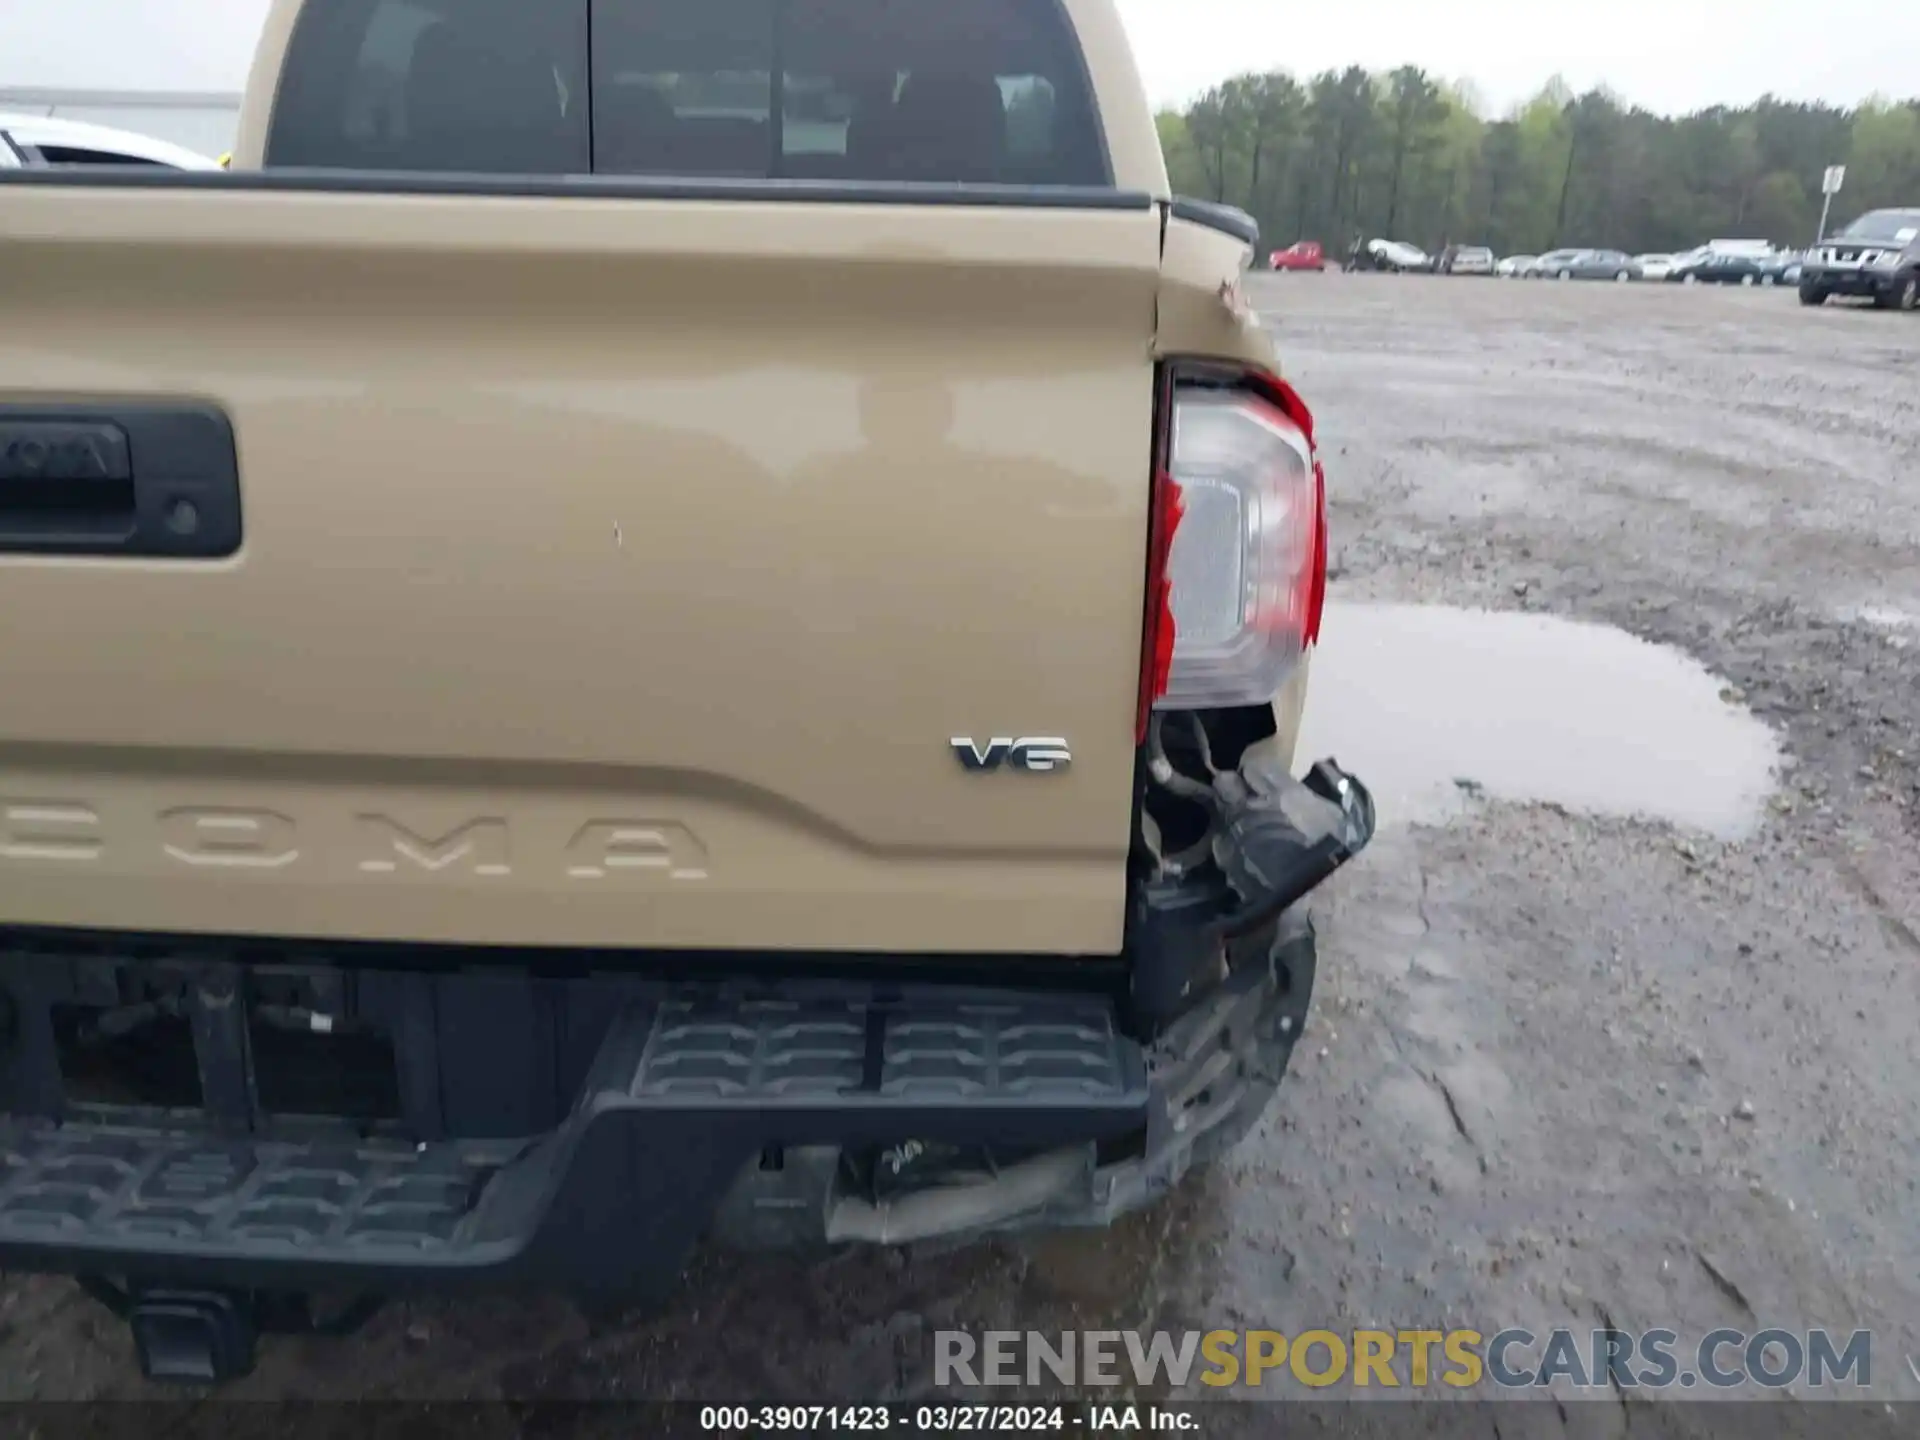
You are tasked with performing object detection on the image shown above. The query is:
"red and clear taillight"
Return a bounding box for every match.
[1141,373,1325,723]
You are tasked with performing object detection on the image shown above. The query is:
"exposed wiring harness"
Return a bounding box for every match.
[1144,712,1220,877]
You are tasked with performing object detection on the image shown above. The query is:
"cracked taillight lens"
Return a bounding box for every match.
[1155,380,1323,710]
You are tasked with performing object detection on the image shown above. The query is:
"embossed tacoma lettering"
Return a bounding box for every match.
[357,814,510,876]
[159,807,300,869]
[0,803,712,883]
[0,800,102,862]
[565,821,709,881]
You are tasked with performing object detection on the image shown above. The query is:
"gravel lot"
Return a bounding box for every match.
[4,273,1916,1423]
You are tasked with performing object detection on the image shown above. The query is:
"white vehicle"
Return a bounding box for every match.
[1667,239,1773,274]
[1633,253,1676,281]
[1442,244,1495,275]
[0,113,221,171]
[1367,238,1431,272]
[1496,254,1537,278]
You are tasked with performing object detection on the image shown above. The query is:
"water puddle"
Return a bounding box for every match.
[1837,602,1918,648]
[1296,602,1781,838]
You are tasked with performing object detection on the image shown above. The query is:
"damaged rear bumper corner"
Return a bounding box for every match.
[1065,900,1326,1227]
[703,908,1321,1253]
[723,759,1376,1249]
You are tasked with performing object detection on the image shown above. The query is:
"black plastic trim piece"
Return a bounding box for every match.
[0,403,241,559]
[0,924,1127,990]
[1168,195,1259,246]
[1209,760,1376,940]
[0,166,1155,212]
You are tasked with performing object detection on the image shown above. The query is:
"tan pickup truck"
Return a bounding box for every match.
[0,0,1372,1383]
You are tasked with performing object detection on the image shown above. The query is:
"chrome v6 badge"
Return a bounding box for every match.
[950,737,1072,774]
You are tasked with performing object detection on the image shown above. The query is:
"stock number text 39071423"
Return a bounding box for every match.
[698,1404,1075,1432]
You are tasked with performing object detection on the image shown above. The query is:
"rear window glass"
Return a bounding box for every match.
[267,0,591,173]
[590,0,1105,185]
[266,0,1105,185]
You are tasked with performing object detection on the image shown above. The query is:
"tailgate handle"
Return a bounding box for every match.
[0,404,242,558]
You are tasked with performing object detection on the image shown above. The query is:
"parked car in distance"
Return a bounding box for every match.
[1269,240,1326,272]
[1759,249,1804,286]
[1799,208,1920,310]
[1362,238,1432,273]
[1438,244,1495,275]
[1543,249,1640,281]
[1531,248,1583,278]
[1666,239,1780,280]
[1633,253,1676,281]
[0,112,221,170]
[1496,254,1537,278]
[1584,249,1640,281]
[1668,250,1770,285]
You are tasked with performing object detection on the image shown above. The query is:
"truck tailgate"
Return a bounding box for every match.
[0,185,1163,954]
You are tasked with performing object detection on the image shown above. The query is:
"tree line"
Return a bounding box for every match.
[1156,69,1920,258]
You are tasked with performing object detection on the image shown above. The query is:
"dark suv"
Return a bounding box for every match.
[1800,208,1920,310]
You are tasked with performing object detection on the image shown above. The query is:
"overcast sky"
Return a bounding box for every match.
[0,0,1908,117]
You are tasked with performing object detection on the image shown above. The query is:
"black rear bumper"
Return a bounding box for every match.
[0,914,1321,1299]
[0,983,1149,1293]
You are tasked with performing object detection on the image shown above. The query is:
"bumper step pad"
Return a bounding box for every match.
[0,1126,499,1255]
[0,989,1149,1292]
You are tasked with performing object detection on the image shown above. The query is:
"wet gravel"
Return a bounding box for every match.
[3,273,1916,1417]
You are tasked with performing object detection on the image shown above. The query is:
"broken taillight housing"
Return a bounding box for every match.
[1150,373,1325,712]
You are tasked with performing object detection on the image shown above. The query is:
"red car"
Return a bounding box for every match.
[1268,241,1326,272]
